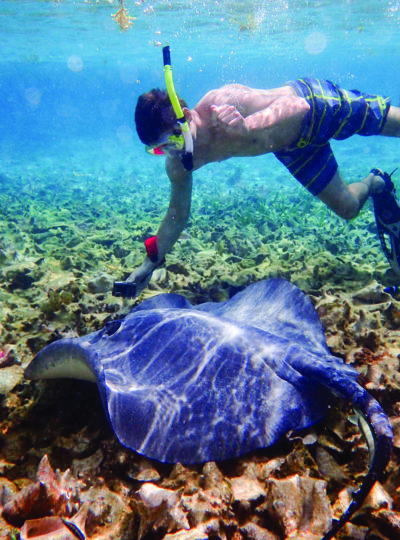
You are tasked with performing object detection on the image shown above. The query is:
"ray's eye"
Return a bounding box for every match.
[103,320,122,336]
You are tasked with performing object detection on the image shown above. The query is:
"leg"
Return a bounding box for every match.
[320,102,400,220]
[381,105,400,137]
[317,170,385,220]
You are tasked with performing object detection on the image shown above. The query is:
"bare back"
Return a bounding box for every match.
[190,84,310,168]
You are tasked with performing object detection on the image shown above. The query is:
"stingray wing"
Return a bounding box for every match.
[197,278,331,357]
[93,306,332,463]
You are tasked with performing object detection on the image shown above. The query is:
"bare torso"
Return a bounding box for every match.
[188,83,310,169]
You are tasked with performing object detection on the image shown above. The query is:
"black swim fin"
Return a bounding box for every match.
[371,168,400,276]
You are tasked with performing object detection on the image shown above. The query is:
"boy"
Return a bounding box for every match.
[120,79,400,296]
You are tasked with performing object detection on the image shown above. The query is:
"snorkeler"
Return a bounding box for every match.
[113,48,400,299]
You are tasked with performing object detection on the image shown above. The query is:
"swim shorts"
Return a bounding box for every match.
[274,78,391,196]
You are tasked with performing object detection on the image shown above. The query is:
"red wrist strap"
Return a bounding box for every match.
[144,236,158,263]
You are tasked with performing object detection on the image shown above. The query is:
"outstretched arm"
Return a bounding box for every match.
[126,156,192,295]
[155,157,193,258]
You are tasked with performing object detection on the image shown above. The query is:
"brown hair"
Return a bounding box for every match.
[134,88,187,146]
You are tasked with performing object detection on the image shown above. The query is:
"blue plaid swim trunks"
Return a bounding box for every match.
[274,78,391,196]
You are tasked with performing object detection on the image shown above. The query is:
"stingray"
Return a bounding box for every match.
[25,278,393,539]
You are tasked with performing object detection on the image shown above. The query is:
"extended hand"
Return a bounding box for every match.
[127,262,155,297]
[211,104,248,136]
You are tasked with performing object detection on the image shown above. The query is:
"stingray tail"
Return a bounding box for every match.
[310,370,393,540]
[320,378,393,540]
[290,354,393,539]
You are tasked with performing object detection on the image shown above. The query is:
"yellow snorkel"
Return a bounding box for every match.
[163,45,194,171]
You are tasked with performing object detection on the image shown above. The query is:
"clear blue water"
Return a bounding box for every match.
[1,0,400,199]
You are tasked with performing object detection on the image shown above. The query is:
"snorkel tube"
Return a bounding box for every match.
[163,46,194,171]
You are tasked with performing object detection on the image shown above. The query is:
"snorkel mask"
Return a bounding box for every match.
[145,46,194,171]
[146,134,184,155]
